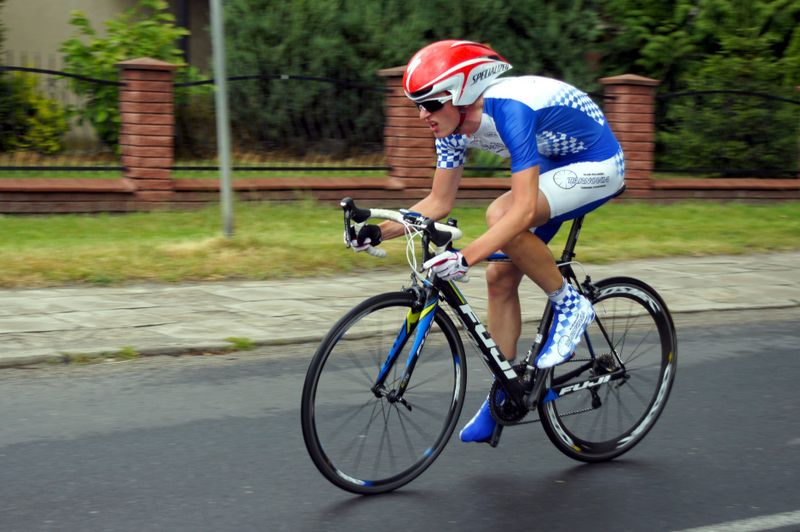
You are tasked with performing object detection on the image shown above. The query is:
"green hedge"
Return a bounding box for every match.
[659,35,799,175]
[222,0,601,156]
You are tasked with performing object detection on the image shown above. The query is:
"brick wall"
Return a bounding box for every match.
[1,62,796,214]
[377,66,435,190]
[599,74,659,197]
[117,58,177,205]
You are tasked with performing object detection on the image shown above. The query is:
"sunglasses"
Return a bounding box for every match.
[417,95,452,113]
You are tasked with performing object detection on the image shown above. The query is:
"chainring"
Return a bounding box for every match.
[488,380,529,426]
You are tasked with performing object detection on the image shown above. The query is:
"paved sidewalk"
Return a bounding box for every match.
[1,252,798,368]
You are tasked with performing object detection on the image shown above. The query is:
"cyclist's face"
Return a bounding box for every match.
[418,95,460,138]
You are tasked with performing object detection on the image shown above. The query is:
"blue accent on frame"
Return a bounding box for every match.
[408,304,437,368]
[542,389,560,403]
[376,319,411,383]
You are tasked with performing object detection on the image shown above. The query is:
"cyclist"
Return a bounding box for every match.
[347,40,624,443]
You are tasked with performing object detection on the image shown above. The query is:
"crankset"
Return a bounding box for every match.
[488,380,529,426]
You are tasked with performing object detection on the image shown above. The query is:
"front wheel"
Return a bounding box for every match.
[301,291,467,494]
[538,277,677,462]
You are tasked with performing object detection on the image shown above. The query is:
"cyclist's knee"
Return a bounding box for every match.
[486,193,512,227]
[486,264,523,299]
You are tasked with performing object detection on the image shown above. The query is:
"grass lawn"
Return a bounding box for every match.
[0,200,798,288]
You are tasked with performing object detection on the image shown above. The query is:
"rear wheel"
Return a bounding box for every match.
[538,277,677,462]
[301,291,466,494]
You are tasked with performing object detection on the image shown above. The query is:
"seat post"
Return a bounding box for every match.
[560,215,585,264]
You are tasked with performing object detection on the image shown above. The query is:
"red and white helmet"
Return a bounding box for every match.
[403,40,512,107]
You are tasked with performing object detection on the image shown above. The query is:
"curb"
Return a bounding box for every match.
[4,302,798,371]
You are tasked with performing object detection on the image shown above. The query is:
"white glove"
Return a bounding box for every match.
[423,250,469,281]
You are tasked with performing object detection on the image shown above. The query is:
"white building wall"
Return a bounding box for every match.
[3,0,209,69]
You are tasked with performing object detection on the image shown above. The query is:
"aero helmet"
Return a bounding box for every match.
[403,40,512,107]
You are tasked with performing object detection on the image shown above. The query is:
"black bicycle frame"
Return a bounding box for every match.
[371,209,627,412]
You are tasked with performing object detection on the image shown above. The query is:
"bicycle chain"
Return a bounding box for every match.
[513,405,598,425]
[491,360,608,426]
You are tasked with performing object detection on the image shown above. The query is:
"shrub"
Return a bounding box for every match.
[59,0,203,150]
[174,91,217,159]
[658,34,799,175]
[0,71,69,154]
[0,0,5,55]
[601,0,800,176]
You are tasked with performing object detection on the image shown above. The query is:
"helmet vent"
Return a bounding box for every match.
[410,88,433,99]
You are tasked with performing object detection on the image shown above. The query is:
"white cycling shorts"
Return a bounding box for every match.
[530,149,625,243]
[538,149,625,220]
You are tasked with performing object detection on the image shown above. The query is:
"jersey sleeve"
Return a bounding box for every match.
[490,98,541,173]
[435,134,469,169]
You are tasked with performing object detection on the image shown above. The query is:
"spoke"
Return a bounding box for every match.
[611,386,638,426]
[624,363,662,376]
[393,405,419,463]
[600,387,613,440]
[394,406,437,443]
[402,400,446,420]
[608,299,645,356]
[374,400,397,479]
[318,396,378,437]
[340,350,380,387]
[622,342,659,367]
[586,393,604,436]
[620,327,658,365]
[350,400,383,475]
[619,378,653,409]
[405,361,453,392]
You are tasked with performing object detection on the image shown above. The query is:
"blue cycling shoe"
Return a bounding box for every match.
[459,388,505,443]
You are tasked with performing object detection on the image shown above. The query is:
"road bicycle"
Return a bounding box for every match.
[301,195,677,495]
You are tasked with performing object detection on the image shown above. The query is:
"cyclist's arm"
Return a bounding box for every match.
[459,164,540,265]
[378,166,463,240]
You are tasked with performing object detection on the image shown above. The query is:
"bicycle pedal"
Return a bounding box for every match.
[487,424,504,448]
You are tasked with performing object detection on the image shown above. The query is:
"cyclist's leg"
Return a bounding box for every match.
[532,151,626,368]
[485,262,523,359]
[487,190,562,295]
[460,193,553,443]
[484,191,557,361]
[494,155,626,369]
[462,152,625,442]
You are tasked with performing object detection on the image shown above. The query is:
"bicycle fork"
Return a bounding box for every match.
[370,286,435,410]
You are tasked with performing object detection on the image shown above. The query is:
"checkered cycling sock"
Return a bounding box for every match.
[535,279,595,369]
[547,279,569,304]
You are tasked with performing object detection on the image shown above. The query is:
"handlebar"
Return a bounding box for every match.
[340,197,463,258]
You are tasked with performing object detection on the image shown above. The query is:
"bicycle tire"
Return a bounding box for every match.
[301,291,467,494]
[538,277,677,462]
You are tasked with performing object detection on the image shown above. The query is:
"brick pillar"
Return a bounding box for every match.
[377,66,435,190]
[116,57,177,204]
[599,74,660,194]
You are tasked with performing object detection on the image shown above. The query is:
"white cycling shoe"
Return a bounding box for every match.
[535,285,595,369]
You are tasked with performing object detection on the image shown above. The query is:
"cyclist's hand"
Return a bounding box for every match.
[345,224,382,252]
[423,250,469,281]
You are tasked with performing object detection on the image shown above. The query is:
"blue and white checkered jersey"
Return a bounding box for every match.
[435,76,620,174]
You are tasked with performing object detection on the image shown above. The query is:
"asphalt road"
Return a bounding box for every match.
[0,309,798,532]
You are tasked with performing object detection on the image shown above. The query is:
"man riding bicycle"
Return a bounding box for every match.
[347,40,625,443]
